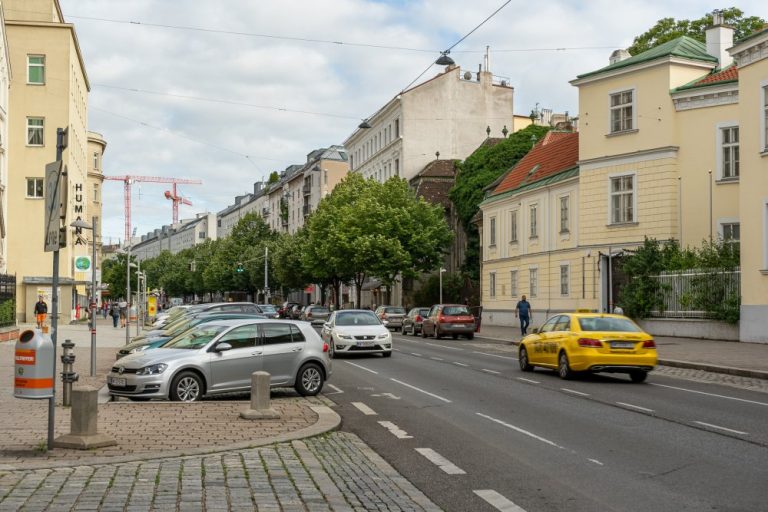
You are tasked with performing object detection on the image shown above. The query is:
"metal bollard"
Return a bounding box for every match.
[60,339,79,406]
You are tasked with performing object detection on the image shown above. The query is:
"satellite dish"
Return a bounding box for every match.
[463,71,472,80]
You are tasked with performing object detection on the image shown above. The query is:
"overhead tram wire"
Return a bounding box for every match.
[401,0,513,92]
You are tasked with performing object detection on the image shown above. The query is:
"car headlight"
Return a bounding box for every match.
[377,333,390,340]
[337,333,353,340]
[136,363,167,376]
[129,345,149,354]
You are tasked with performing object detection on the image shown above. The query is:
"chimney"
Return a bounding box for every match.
[706,10,734,69]
[609,49,631,65]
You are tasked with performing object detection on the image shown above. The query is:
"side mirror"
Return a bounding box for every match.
[215,342,233,352]
[323,322,330,329]
[531,328,540,334]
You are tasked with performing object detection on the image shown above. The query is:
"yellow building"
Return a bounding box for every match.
[86,131,106,304]
[0,2,10,273]
[728,27,768,343]
[4,0,93,322]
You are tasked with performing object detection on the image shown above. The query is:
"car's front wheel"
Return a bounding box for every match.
[295,363,324,396]
[558,352,575,380]
[519,347,533,372]
[170,371,204,402]
[630,371,648,383]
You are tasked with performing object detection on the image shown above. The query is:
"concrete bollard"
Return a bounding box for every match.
[240,371,280,420]
[53,386,117,449]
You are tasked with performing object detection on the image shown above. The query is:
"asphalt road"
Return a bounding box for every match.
[326,331,768,512]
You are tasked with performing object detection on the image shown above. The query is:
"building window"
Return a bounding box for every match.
[763,85,768,151]
[510,210,518,242]
[26,178,44,198]
[199,231,206,239]
[610,90,633,133]
[489,272,496,298]
[560,264,570,296]
[27,117,44,146]
[560,196,570,233]
[722,222,740,244]
[610,174,634,224]
[489,217,496,246]
[510,270,518,297]
[529,268,538,297]
[530,205,537,238]
[395,159,399,176]
[721,126,739,179]
[93,183,100,203]
[350,154,354,170]
[394,119,400,138]
[27,55,45,84]
[93,152,99,170]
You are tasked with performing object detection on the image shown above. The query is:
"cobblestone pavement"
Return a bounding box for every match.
[652,365,768,393]
[0,432,440,512]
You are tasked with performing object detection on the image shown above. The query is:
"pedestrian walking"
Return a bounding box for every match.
[515,295,533,338]
[102,302,108,319]
[34,295,48,329]
[110,303,119,328]
[118,299,128,328]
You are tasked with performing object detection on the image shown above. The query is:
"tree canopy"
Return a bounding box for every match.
[627,8,765,56]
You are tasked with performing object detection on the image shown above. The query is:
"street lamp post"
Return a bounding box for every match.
[70,217,98,377]
[439,268,447,304]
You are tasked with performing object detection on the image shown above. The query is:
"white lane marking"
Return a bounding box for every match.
[476,413,564,449]
[351,402,377,416]
[694,421,748,435]
[616,402,654,413]
[390,378,452,403]
[482,369,501,375]
[473,351,518,361]
[561,388,590,397]
[453,362,469,367]
[517,377,540,384]
[422,342,464,351]
[326,384,344,394]
[430,357,444,361]
[588,459,604,466]
[411,352,423,357]
[345,361,378,374]
[473,490,527,512]
[651,383,768,407]
[371,392,401,400]
[378,421,413,439]
[415,448,466,475]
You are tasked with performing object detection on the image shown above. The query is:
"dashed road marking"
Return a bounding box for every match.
[473,490,527,511]
[326,384,344,394]
[482,369,501,374]
[453,362,469,367]
[651,383,768,407]
[561,388,590,396]
[517,377,540,384]
[430,357,444,361]
[390,378,452,403]
[378,421,413,439]
[588,459,604,466]
[694,421,748,435]
[415,448,466,475]
[422,342,464,351]
[476,413,564,449]
[351,402,377,416]
[616,402,654,413]
[411,352,423,357]
[473,351,518,361]
[345,361,378,374]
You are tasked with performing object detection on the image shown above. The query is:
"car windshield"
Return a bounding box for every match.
[385,307,405,314]
[311,307,330,314]
[419,308,430,316]
[577,317,642,333]
[336,311,380,326]
[163,325,228,349]
[259,305,277,313]
[443,306,470,316]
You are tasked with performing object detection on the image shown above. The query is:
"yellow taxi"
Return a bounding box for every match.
[518,313,657,382]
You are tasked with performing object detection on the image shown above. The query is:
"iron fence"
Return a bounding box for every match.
[649,268,740,319]
[0,273,16,327]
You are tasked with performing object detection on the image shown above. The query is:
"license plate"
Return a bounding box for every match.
[108,377,127,387]
[611,342,634,349]
[453,324,468,328]
[356,341,374,347]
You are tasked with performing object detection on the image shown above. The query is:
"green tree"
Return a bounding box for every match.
[267,171,280,184]
[101,253,138,301]
[628,8,765,55]
[412,272,463,306]
[450,124,550,278]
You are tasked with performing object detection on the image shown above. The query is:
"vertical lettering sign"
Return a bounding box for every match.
[44,161,63,252]
[74,182,85,245]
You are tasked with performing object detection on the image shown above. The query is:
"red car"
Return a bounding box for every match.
[421,304,475,340]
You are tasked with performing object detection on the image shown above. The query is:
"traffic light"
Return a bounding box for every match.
[236,262,244,273]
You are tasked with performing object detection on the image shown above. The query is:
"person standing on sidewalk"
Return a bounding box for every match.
[34,296,48,329]
[118,299,128,328]
[515,295,533,338]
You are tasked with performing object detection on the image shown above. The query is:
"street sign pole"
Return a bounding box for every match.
[90,216,98,377]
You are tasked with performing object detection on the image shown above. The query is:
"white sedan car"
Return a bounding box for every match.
[320,310,392,358]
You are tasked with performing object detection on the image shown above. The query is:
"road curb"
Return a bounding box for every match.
[0,403,341,472]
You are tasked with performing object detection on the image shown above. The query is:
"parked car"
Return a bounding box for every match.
[375,306,406,331]
[320,310,392,358]
[421,304,475,340]
[289,304,305,320]
[518,313,657,382]
[186,302,263,315]
[278,302,301,318]
[301,305,331,325]
[257,304,280,319]
[116,312,267,359]
[107,319,331,402]
[402,307,431,336]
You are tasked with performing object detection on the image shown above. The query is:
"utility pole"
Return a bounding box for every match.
[264,246,269,303]
[90,216,97,377]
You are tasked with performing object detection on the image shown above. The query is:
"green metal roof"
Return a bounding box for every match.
[733,25,768,45]
[480,167,579,207]
[577,36,717,80]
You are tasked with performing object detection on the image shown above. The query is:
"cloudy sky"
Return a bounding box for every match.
[57,0,767,244]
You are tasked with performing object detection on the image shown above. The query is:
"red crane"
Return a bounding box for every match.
[103,175,203,244]
[163,183,194,224]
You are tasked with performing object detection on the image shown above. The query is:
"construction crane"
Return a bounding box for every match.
[104,175,203,244]
[163,183,194,224]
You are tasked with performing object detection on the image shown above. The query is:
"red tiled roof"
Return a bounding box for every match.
[416,159,457,178]
[492,131,579,195]
[692,64,738,86]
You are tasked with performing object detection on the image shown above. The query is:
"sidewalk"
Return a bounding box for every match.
[476,323,768,380]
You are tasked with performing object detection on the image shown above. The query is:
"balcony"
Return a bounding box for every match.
[303,203,311,217]
[303,184,312,195]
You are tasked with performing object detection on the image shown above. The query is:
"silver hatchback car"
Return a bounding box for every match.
[107,319,331,402]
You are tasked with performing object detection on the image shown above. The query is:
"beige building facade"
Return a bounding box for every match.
[4,0,95,322]
[85,131,105,302]
[0,2,10,273]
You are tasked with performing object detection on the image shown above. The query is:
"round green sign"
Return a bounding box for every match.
[75,256,91,271]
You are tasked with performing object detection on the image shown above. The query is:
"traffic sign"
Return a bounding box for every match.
[44,161,63,252]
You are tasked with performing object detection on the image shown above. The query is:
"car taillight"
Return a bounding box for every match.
[578,338,603,347]
[438,315,445,323]
[322,342,329,353]
[307,313,313,319]
[415,315,422,322]
[643,339,656,348]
